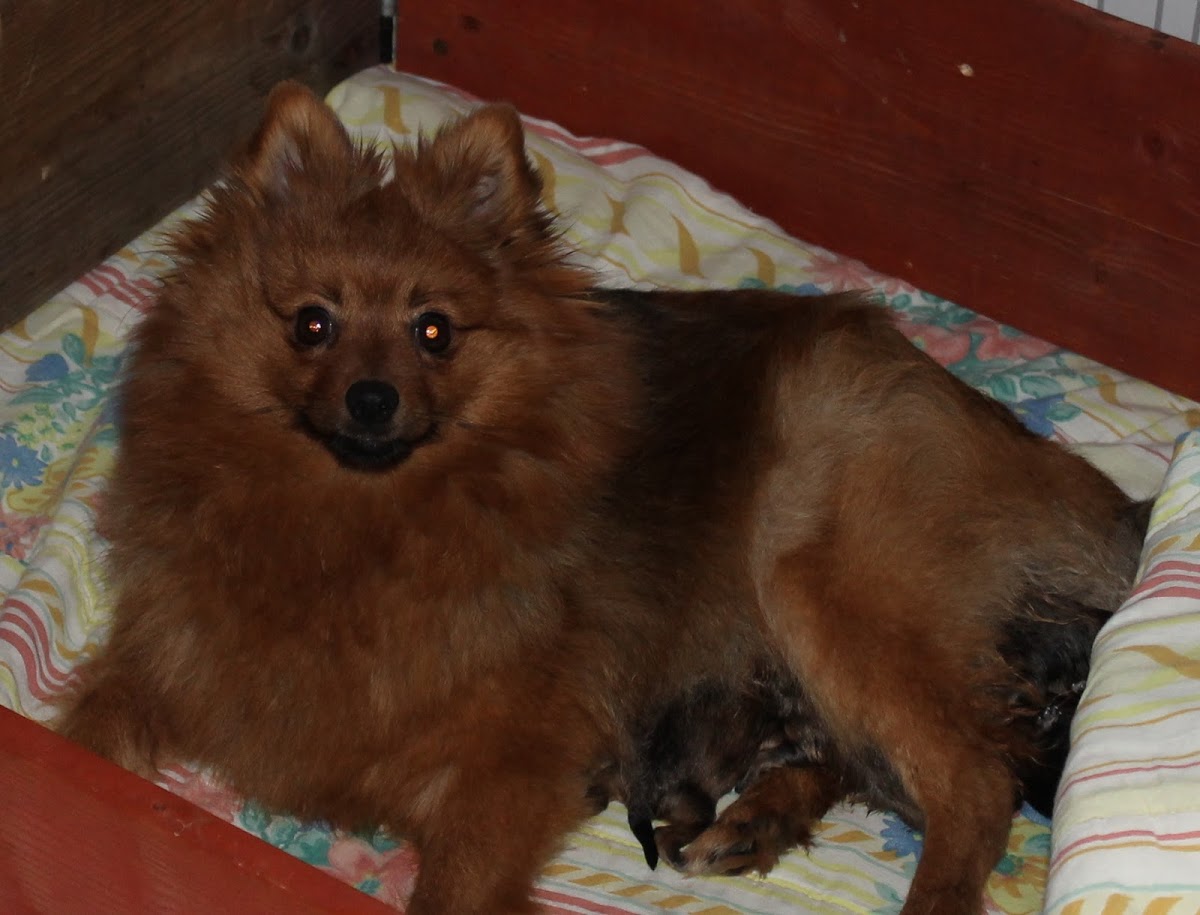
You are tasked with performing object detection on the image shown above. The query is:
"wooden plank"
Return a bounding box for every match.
[396,0,1200,401]
[0,0,379,329]
[0,706,394,915]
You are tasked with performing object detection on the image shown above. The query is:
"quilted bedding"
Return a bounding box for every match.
[2,66,1199,914]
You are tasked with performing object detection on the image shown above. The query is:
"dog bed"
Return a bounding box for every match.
[2,66,1199,914]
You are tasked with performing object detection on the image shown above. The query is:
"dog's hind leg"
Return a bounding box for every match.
[887,744,1015,915]
[759,550,1019,915]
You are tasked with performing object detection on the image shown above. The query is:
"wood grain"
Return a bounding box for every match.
[0,0,379,329]
[0,707,394,914]
[396,0,1200,400]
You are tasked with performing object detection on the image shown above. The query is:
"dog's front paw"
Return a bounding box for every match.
[55,671,164,779]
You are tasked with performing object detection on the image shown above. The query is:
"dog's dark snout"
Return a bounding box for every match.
[345,379,400,426]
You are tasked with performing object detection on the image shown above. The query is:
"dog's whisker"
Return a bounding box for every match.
[245,403,292,418]
[424,410,515,438]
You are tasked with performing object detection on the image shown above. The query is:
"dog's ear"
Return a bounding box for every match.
[423,104,546,246]
[239,81,355,201]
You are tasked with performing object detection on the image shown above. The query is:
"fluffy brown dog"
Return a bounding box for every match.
[58,82,1146,915]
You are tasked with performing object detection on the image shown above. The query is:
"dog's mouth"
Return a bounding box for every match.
[299,418,438,472]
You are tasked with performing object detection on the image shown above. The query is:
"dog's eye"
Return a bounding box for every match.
[295,306,335,347]
[414,312,453,355]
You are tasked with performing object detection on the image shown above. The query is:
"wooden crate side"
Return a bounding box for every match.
[396,0,1200,400]
[0,707,394,914]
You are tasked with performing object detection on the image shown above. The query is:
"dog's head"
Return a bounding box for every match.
[144,82,609,477]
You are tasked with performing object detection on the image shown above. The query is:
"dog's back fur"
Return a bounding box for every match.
[57,84,1144,915]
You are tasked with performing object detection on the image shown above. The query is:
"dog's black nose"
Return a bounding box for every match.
[345,380,400,427]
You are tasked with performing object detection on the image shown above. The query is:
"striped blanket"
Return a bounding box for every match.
[2,66,1199,913]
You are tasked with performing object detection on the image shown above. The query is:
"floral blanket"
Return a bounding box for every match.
[3,66,1199,914]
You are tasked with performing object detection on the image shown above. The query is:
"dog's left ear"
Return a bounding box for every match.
[424,104,545,246]
[239,81,356,201]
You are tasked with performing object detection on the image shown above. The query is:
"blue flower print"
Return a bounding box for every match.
[880,813,923,859]
[25,353,70,383]
[0,433,47,490]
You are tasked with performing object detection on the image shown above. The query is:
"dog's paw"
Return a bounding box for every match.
[679,766,832,876]
[677,806,810,877]
[55,675,163,779]
[678,818,785,876]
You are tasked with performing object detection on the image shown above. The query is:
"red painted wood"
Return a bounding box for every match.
[0,707,396,914]
[396,0,1200,401]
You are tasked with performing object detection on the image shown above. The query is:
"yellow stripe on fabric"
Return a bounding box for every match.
[1158,472,1200,506]
[750,247,776,287]
[611,883,660,898]
[1101,893,1134,915]
[672,217,703,277]
[380,84,409,134]
[1144,896,1183,915]
[655,894,703,909]
[1146,534,1196,561]
[79,306,100,365]
[606,195,628,236]
[570,872,621,887]
[1075,699,1200,735]
[1120,645,1200,680]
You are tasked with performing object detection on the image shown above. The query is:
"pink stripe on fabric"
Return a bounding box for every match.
[1130,585,1200,602]
[536,888,648,915]
[0,626,54,702]
[1132,566,1200,591]
[586,147,655,167]
[530,123,627,150]
[1143,560,1200,578]
[1056,826,1200,860]
[0,598,71,694]
[1063,756,1200,792]
[77,272,107,299]
[93,264,154,311]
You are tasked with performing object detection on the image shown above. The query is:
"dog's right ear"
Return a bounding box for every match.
[239,81,355,201]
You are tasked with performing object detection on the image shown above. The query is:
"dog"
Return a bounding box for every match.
[57,81,1146,914]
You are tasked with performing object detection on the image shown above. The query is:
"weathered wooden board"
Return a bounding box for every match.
[0,0,379,328]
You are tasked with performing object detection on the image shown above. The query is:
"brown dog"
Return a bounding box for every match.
[58,82,1145,914]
